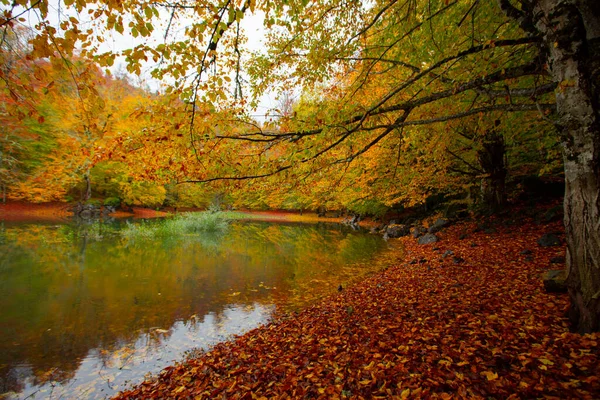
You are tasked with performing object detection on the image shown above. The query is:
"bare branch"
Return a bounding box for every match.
[177,165,292,184]
[447,149,484,174]
[365,103,555,130]
[346,0,401,46]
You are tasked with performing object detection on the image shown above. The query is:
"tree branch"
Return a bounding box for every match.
[496,0,537,35]
[177,165,292,184]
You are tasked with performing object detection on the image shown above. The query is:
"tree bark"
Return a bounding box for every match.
[477,126,507,211]
[84,172,92,202]
[535,0,600,333]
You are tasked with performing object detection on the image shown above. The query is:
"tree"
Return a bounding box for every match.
[497,0,600,333]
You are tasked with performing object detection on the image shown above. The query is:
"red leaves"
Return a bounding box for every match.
[114,209,599,399]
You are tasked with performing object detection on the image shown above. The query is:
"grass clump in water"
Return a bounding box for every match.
[163,212,230,234]
[121,211,230,239]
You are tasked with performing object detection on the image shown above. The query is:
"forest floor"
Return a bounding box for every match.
[112,202,599,399]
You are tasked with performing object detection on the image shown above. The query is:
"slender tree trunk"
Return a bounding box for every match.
[477,127,507,212]
[536,0,600,333]
[84,172,92,201]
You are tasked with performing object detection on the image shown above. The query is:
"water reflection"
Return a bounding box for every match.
[0,219,391,399]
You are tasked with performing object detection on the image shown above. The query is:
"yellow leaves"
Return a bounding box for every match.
[400,388,410,398]
[538,357,555,370]
[480,370,498,381]
[437,357,452,368]
[144,6,154,20]
[519,381,529,389]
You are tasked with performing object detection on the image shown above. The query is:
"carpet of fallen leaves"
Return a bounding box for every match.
[114,211,599,399]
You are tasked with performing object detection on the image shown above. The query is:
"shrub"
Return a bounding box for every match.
[86,199,102,207]
[103,197,121,208]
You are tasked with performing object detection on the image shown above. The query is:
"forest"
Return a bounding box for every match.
[1,1,563,214]
[1,0,599,396]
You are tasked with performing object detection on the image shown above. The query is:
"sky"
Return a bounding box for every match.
[7,0,280,119]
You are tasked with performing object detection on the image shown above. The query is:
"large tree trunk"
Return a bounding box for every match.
[536,0,600,333]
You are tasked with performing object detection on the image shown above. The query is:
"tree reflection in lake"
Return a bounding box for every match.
[0,219,393,399]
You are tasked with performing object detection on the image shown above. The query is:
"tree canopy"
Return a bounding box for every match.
[0,0,561,208]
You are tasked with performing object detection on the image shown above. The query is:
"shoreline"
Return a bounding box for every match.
[0,202,353,225]
[113,206,600,399]
[0,201,170,222]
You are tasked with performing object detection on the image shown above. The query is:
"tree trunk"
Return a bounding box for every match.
[477,127,507,212]
[536,0,600,333]
[84,172,92,202]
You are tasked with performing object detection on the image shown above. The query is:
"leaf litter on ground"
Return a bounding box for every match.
[114,208,599,399]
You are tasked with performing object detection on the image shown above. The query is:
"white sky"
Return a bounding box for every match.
[9,1,280,119]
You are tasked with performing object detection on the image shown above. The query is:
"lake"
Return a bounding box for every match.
[0,217,395,399]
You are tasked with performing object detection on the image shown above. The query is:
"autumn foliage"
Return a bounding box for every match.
[114,210,599,399]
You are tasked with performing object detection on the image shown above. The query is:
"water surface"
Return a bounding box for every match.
[0,218,394,399]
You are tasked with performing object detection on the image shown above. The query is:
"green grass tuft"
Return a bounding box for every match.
[120,211,231,240]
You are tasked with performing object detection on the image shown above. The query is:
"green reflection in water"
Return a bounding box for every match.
[0,219,393,399]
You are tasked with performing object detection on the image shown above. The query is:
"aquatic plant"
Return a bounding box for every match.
[121,211,231,240]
